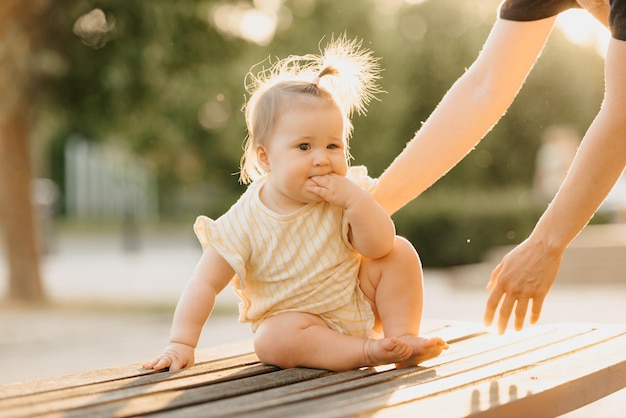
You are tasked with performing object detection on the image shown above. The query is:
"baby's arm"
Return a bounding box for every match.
[307,173,395,258]
[143,246,234,371]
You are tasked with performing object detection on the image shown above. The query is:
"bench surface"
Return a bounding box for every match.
[2,320,625,418]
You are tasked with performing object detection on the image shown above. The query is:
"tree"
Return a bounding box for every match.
[17,0,607,270]
[0,1,52,303]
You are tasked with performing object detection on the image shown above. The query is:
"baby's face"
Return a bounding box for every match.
[260,96,347,211]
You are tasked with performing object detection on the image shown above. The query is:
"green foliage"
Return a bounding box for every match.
[35,0,608,264]
[40,1,254,215]
[392,187,544,267]
[393,188,609,267]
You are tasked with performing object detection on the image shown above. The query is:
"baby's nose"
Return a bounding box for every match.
[313,151,330,165]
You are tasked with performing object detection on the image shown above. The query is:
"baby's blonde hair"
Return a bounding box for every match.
[239,35,381,184]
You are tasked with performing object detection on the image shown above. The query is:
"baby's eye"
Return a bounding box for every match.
[298,143,310,151]
[327,143,340,149]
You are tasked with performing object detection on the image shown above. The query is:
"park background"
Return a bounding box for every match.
[1,0,625,416]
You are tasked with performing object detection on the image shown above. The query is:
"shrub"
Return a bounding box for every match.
[393,188,575,267]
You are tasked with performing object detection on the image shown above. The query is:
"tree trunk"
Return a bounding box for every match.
[0,101,44,302]
[0,2,46,303]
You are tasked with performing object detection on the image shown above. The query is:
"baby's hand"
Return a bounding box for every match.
[143,342,195,371]
[307,173,365,209]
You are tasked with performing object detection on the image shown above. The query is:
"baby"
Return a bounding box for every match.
[144,36,447,372]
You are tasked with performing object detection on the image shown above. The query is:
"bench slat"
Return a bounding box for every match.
[0,320,482,418]
[145,324,586,417]
[1,358,274,418]
[374,332,626,418]
[230,325,625,418]
[0,339,255,399]
[2,322,624,418]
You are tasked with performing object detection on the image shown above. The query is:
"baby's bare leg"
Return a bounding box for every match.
[360,236,448,366]
[254,312,412,371]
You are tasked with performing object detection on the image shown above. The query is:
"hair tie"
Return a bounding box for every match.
[311,76,320,86]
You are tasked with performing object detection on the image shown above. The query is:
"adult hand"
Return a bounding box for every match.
[484,237,564,334]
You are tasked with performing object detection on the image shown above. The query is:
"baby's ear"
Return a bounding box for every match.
[256,145,270,172]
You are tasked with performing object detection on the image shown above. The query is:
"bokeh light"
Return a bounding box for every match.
[555,9,610,56]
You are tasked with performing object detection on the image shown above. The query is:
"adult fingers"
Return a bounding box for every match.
[484,285,503,327]
[530,293,546,325]
[497,294,516,335]
[486,262,503,291]
[514,297,529,331]
[484,264,505,326]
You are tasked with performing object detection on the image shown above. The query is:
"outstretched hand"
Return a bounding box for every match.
[484,238,563,334]
[143,342,195,371]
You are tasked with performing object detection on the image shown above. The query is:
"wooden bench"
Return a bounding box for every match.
[2,320,625,418]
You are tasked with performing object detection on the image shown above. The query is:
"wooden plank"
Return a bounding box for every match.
[0,339,255,399]
[146,324,570,418]
[418,322,577,367]
[47,367,331,418]
[3,322,624,418]
[0,355,271,418]
[1,352,261,406]
[145,323,601,418]
[374,331,626,417]
[0,320,452,401]
[0,320,482,418]
[222,324,625,417]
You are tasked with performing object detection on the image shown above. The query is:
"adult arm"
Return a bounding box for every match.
[372,17,556,214]
[485,37,626,333]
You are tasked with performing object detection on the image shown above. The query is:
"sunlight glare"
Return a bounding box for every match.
[555,9,610,56]
[240,9,277,46]
[210,2,278,46]
[374,0,428,16]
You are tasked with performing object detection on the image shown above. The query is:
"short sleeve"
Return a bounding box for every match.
[193,215,248,284]
[610,0,626,40]
[499,0,580,21]
[346,165,378,193]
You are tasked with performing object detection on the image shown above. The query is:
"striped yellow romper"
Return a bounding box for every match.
[194,166,377,338]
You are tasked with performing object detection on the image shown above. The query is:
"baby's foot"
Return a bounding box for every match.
[363,337,412,366]
[395,335,448,368]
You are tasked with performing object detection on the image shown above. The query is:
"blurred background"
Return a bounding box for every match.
[1,0,624,415]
